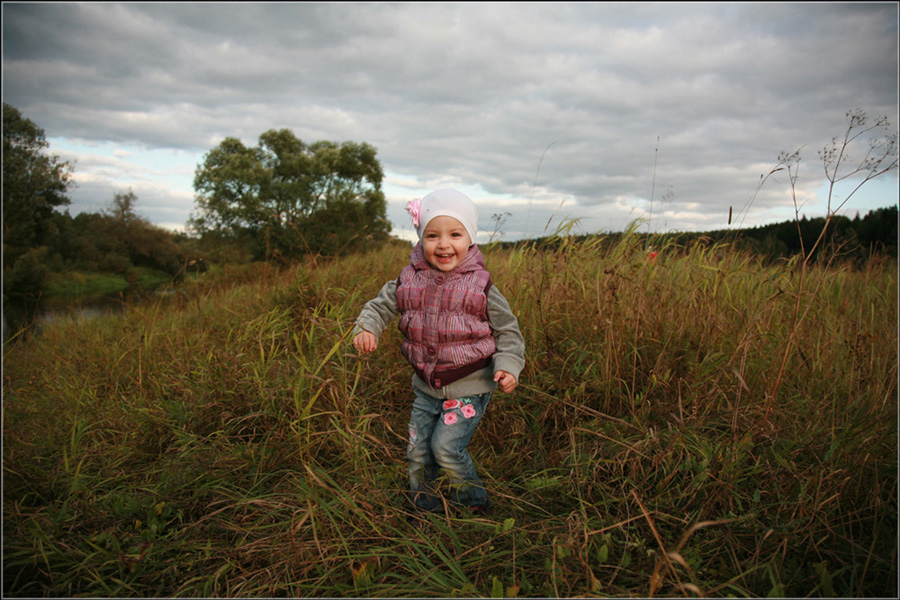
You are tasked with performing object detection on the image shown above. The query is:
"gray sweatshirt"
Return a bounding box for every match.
[354,279,526,399]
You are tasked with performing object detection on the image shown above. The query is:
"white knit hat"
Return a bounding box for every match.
[407,188,478,243]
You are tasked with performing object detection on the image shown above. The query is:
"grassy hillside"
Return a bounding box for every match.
[3,228,897,597]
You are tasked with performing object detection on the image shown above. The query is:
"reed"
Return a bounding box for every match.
[3,230,896,597]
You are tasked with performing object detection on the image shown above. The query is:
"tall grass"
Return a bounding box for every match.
[3,231,896,597]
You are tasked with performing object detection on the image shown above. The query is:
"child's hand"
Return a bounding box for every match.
[353,331,378,355]
[493,370,517,394]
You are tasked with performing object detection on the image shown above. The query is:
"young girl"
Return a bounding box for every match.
[353,188,526,517]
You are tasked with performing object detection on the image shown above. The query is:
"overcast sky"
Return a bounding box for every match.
[3,2,898,243]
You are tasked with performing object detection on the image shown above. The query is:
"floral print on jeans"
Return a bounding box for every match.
[407,390,491,511]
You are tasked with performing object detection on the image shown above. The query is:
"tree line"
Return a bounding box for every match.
[2,103,392,305]
[698,206,897,263]
[514,207,897,266]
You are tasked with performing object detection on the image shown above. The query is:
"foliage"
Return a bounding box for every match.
[3,235,896,598]
[508,204,897,268]
[2,106,195,317]
[189,129,391,261]
[47,190,184,276]
[2,103,73,299]
[740,109,897,265]
[675,205,898,265]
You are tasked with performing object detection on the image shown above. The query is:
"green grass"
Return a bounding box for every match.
[43,267,174,300]
[3,230,897,597]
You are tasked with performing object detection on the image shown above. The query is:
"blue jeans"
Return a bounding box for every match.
[407,389,491,512]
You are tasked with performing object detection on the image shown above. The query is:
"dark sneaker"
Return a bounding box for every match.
[468,499,492,516]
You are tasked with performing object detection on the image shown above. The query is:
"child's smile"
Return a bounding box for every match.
[422,215,472,272]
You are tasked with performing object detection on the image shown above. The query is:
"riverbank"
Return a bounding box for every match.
[2,266,207,342]
[43,267,174,298]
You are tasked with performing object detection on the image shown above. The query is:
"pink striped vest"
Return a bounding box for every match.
[396,243,496,389]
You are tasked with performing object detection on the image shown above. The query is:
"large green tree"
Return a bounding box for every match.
[3,103,74,297]
[189,129,390,260]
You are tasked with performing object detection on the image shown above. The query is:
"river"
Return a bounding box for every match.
[3,286,178,343]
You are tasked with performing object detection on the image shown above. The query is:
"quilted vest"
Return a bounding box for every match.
[396,243,496,389]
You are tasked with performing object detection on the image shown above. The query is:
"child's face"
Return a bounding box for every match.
[421,215,472,272]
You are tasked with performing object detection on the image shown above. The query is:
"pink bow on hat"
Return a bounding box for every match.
[406,198,422,228]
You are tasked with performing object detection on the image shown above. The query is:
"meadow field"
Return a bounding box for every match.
[3,227,897,597]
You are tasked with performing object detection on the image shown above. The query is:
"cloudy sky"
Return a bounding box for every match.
[3,2,898,243]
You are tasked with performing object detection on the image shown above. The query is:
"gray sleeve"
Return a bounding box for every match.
[354,279,399,338]
[487,285,526,381]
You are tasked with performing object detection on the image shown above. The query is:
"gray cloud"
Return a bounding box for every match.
[3,2,897,240]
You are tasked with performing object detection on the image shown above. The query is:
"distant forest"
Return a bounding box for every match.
[27,202,900,290]
[689,205,897,263]
[517,205,897,266]
[6,195,897,308]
